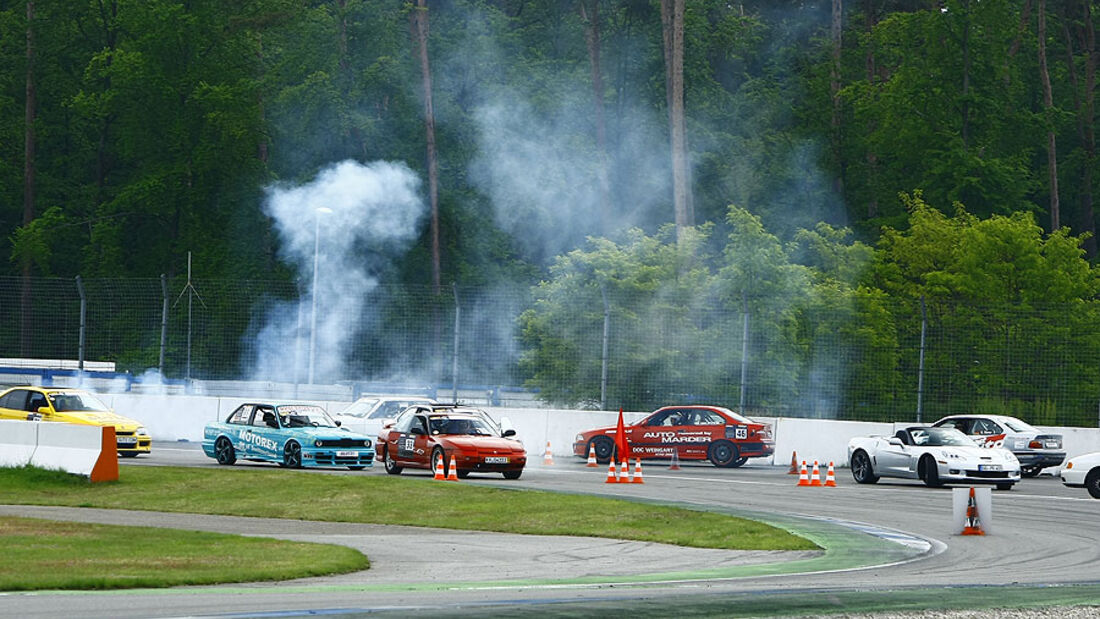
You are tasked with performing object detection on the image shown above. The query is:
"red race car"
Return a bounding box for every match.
[376,404,526,479]
[573,405,774,468]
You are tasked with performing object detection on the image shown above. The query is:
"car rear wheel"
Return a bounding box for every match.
[457,469,470,479]
[283,441,302,469]
[996,482,1014,491]
[729,456,748,468]
[382,448,403,475]
[919,455,943,487]
[708,440,740,468]
[503,470,522,480]
[850,450,878,484]
[589,436,615,464]
[1086,469,1100,499]
[1021,465,1042,478]
[214,437,236,465]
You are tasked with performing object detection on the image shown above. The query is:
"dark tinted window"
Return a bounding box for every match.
[0,389,28,410]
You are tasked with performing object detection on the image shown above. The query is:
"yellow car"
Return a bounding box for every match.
[0,386,151,457]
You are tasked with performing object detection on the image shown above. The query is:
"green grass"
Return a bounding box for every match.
[0,465,816,552]
[0,516,368,591]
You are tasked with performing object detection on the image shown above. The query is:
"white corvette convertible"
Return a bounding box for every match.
[848,426,1021,490]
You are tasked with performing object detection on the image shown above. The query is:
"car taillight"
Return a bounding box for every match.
[1028,440,1042,449]
[1066,462,1073,469]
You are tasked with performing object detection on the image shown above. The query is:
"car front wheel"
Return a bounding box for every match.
[589,436,615,464]
[996,482,1014,491]
[850,450,878,484]
[503,470,522,480]
[919,455,943,487]
[214,437,236,465]
[1086,469,1100,499]
[283,441,302,469]
[382,448,403,475]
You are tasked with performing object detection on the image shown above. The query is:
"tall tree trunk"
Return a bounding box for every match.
[830,0,843,196]
[1038,0,1060,231]
[660,0,692,242]
[413,0,440,297]
[21,0,36,357]
[579,0,612,235]
[1063,1,1097,255]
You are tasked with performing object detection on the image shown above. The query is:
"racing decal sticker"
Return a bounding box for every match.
[978,433,1006,448]
[641,430,709,444]
[725,425,748,440]
[398,434,416,458]
[237,429,278,452]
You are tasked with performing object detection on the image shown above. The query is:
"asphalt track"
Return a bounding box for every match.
[2,442,1099,618]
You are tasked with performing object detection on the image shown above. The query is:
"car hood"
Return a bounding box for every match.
[927,445,1017,463]
[292,426,373,440]
[442,436,526,453]
[55,411,143,430]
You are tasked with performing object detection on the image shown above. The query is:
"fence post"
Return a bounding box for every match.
[75,275,86,372]
[452,282,460,403]
[159,274,168,375]
[917,295,927,423]
[739,291,749,415]
[600,284,610,410]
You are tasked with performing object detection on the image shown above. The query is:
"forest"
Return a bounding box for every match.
[2,1,1099,424]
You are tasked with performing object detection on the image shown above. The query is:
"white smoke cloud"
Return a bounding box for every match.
[249,160,425,384]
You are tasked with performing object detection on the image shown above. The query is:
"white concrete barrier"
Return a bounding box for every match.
[98,393,1100,468]
[0,420,38,467]
[0,419,118,481]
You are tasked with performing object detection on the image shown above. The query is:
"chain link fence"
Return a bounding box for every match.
[0,275,1097,427]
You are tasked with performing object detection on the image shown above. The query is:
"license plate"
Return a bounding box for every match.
[117,437,137,446]
[978,464,1002,472]
[1045,441,1059,448]
[484,456,509,464]
[336,450,358,457]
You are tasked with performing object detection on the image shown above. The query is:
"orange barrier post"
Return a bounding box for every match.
[605,459,618,483]
[632,458,645,484]
[797,461,810,486]
[586,445,598,467]
[619,458,629,483]
[447,455,460,481]
[809,460,823,487]
[824,461,837,487]
[543,441,554,466]
[787,451,799,474]
[961,487,985,536]
[90,426,119,483]
[433,453,445,480]
[669,450,682,471]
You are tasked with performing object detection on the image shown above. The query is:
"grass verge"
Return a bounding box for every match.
[0,465,816,552]
[0,516,367,591]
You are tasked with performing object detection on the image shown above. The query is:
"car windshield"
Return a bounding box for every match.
[910,427,975,447]
[427,415,496,436]
[49,391,110,412]
[339,398,380,418]
[277,405,337,428]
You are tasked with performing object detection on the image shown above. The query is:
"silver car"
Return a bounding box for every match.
[932,414,1064,477]
[848,426,1021,490]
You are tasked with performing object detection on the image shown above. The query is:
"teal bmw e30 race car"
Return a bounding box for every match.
[202,402,375,470]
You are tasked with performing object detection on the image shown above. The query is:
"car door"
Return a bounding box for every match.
[876,431,917,477]
[632,409,679,458]
[673,409,717,460]
[392,413,431,467]
[0,388,32,420]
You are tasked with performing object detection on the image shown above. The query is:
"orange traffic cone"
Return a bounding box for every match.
[961,487,985,536]
[824,461,837,487]
[433,453,445,480]
[797,461,810,486]
[586,445,598,467]
[619,458,629,483]
[447,455,459,481]
[605,459,618,483]
[543,441,554,466]
[809,460,823,487]
[669,449,682,471]
[787,451,799,474]
[632,458,645,484]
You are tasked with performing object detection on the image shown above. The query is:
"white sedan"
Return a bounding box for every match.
[848,426,1021,490]
[1061,452,1100,499]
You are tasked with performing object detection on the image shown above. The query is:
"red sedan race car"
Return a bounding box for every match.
[376,404,526,479]
[573,405,774,468]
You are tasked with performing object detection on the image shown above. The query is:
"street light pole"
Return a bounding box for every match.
[308,207,333,385]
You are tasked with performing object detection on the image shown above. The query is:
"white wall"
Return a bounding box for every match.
[100,393,1100,469]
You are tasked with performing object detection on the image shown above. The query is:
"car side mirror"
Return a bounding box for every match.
[887,437,903,446]
[502,428,516,438]
[410,426,425,436]
[37,406,51,415]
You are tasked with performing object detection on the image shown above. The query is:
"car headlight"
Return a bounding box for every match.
[363,439,371,448]
[136,427,149,436]
[1004,451,1019,462]
[942,450,961,459]
[575,434,584,442]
